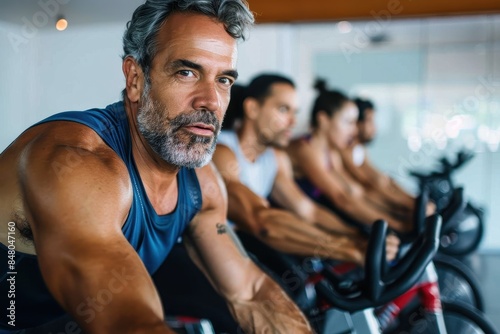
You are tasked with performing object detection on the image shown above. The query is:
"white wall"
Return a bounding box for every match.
[1,21,38,147]
[36,24,125,113]
[0,22,299,145]
[1,14,499,251]
[0,21,125,148]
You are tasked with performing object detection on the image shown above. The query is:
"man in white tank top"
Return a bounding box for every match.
[341,98,430,216]
[213,74,400,266]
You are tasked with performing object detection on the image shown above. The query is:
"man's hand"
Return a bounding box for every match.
[426,201,437,216]
[357,232,400,266]
[228,275,313,334]
[385,233,400,262]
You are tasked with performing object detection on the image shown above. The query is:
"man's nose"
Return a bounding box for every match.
[193,80,221,112]
[289,112,297,128]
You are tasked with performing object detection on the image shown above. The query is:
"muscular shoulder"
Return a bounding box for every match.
[272,148,292,170]
[288,137,306,149]
[19,122,132,226]
[22,121,126,176]
[286,137,320,167]
[287,137,311,160]
[273,148,305,185]
[212,144,239,182]
[213,143,237,163]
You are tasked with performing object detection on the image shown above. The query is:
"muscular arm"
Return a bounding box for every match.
[288,141,412,233]
[212,144,366,264]
[20,124,174,333]
[363,157,416,209]
[341,147,415,211]
[271,148,399,262]
[270,149,359,236]
[185,163,312,333]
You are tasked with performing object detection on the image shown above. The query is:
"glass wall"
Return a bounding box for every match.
[289,15,500,250]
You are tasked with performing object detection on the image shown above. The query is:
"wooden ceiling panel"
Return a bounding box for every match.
[247,0,500,23]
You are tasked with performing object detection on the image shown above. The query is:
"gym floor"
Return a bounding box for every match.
[472,253,500,330]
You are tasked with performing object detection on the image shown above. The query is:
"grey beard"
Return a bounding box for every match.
[137,94,220,169]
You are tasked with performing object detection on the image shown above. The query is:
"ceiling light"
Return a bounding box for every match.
[56,18,68,31]
[337,21,352,34]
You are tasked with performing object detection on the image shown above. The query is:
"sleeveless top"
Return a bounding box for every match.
[37,101,202,273]
[293,136,367,230]
[217,131,278,198]
[352,143,366,167]
[294,134,327,200]
[0,101,202,330]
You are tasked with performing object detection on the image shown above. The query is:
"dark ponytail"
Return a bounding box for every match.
[309,78,350,129]
[313,78,328,94]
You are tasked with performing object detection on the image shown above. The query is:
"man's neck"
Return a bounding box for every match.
[236,124,268,163]
[124,99,180,215]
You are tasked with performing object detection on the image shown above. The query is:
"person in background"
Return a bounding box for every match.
[212,74,400,290]
[287,79,416,235]
[339,97,425,219]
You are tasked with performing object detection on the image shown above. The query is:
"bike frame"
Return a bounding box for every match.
[317,263,448,334]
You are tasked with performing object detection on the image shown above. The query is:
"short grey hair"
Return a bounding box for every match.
[122,0,254,81]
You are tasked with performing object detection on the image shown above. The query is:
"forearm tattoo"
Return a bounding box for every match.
[216,223,248,258]
[216,223,227,234]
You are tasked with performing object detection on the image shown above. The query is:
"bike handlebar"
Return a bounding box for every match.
[409,149,474,180]
[439,149,474,172]
[316,214,442,312]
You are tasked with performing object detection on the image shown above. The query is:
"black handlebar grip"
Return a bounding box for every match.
[316,214,442,312]
[376,214,441,305]
[364,219,387,301]
[414,186,430,235]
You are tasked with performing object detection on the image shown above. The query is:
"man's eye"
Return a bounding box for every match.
[278,106,289,113]
[178,70,195,77]
[218,77,233,86]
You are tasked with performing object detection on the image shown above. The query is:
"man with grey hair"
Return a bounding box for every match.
[0,0,312,333]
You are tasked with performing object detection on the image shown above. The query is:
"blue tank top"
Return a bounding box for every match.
[0,102,202,330]
[37,101,203,273]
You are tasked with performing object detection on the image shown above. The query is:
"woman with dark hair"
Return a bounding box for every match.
[287,79,414,234]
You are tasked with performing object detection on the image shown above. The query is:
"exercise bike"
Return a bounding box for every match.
[409,149,485,257]
[246,189,495,334]
[309,216,497,334]
[413,186,485,312]
[165,316,215,334]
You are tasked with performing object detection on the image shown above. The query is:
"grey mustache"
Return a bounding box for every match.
[171,110,220,133]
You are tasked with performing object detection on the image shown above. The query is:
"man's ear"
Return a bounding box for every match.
[122,56,145,103]
[243,98,259,120]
